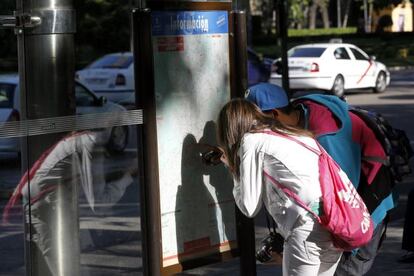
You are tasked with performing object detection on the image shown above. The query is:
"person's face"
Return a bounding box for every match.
[264,109,294,126]
[263,110,275,119]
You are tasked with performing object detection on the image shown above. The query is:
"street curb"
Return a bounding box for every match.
[388,66,414,72]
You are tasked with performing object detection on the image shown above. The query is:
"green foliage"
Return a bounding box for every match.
[288,27,357,36]
[288,0,310,28]
[373,0,403,10]
[253,33,414,67]
[0,0,133,71]
[343,35,414,66]
[0,0,413,71]
[74,0,132,67]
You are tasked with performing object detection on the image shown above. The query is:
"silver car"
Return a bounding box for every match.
[0,74,129,156]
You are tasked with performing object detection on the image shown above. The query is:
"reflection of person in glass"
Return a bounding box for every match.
[2,130,136,276]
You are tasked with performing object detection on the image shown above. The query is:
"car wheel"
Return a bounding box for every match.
[107,126,128,154]
[373,72,387,93]
[331,75,345,97]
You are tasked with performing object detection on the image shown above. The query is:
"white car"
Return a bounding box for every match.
[0,74,129,156]
[269,43,391,97]
[76,52,135,105]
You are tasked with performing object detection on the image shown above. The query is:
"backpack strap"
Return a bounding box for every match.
[258,130,322,156]
[258,130,325,221]
[265,210,277,233]
[362,155,390,166]
[263,170,321,222]
[377,213,389,251]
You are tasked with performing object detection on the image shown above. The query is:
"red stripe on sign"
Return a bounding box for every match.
[162,240,235,261]
[183,237,211,252]
[356,61,372,84]
[157,36,184,52]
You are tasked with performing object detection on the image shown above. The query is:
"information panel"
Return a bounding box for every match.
[151,10,237,267]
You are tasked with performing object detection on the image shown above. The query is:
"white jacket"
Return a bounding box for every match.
[233,131,322,238]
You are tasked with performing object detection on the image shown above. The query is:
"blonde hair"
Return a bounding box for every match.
[217,98,313,179]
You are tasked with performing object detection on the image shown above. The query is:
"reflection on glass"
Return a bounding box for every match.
[1,128,142,275]
[0,148,24,275]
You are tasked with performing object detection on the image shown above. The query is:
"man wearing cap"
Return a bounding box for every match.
[246,83,395,276]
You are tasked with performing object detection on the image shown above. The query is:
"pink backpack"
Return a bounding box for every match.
[260,130,374,251]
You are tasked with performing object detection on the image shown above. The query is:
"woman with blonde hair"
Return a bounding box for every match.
[217,98,343,276]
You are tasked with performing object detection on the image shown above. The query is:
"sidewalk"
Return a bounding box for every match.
[180,219,414,276]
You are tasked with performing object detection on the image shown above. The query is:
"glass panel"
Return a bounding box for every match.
[76,83,99,107]
[350,47,369,61]
[0,145,24,275]
[0,83,17,108]
[334,47,351,60]
[77,125,141,275]
[288,47,326,57]
[22,124,142,275]
[87,53,133,69]
[0,114,142,275]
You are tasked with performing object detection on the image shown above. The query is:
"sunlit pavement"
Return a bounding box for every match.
[181,74,414,275]
[1,73,414,275]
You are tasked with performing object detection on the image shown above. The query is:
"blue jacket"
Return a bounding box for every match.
[296,94,395,227]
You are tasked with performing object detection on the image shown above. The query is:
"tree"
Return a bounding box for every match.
[309,0,330,29]
[341,0,352,27]
[261,0,275,35]
[289,0,311,29]
[356,0,403,32]
[74,0,132,64]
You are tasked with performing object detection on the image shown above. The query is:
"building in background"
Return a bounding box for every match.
[373,0,413,33]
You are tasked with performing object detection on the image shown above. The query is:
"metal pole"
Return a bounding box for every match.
[16,0,77,275]
[230,10,249,98]
[276,0,290,93]
[229,10,257,275]
[132,8,162,276]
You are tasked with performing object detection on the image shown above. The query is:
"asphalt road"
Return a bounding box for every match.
[348,69,414,275]
[176,69,414,276]
[0,69,413,275]
[252,68,414,276]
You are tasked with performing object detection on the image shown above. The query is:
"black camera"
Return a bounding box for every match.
[255,232,284,263]
[201,149,222,166]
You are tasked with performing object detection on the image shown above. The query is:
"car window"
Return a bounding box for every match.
[0,83,16,108]
[288,47,326,58]
[75,84,97,107]
[333,47,351,60]
[88,54,133,69]
[349,48,369,61]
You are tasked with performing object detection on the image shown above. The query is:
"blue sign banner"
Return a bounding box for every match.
[152,11,228,36]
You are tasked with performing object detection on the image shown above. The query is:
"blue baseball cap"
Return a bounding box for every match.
[245,83,289,111]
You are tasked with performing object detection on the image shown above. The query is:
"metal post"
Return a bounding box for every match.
[230,10,249,98]
[276,0,290,93]
[229,10,257,275]
[132,8,162,276]
[16,0,77,275]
